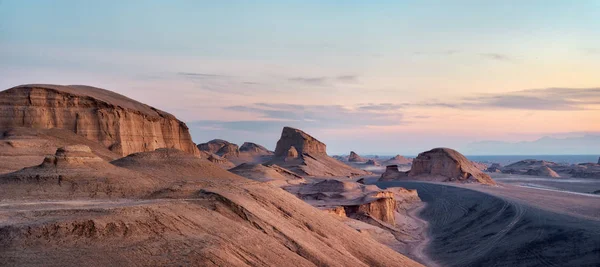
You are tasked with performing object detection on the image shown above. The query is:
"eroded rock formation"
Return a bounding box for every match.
[269,127,369,177]
[348,151,367,162]
[384,155,413,165]
[240,142,273,155]
[408,148,496,185]
[0,84,200,156]
[379,165,409,182]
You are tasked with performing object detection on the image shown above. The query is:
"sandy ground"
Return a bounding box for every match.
[490,173,600,195]
[375,181,600,267]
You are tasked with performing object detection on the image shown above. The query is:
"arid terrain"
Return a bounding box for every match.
[0,84,599,267]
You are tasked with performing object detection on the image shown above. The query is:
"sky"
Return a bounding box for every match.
[1,0,599,155]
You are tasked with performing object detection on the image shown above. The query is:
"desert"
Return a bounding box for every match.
[2,2,600,266]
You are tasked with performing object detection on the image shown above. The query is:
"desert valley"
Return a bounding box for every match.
[0,84,598,267]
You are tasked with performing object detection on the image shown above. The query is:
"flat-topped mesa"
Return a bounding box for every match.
[409,148,496,185]
[0,84,200,156]
[348,151,367,162]
[274,126,327,157]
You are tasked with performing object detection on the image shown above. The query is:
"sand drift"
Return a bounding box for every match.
[376,181,600,267]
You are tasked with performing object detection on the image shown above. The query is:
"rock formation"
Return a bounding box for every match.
[526,165,560,178]
[348,151,367,162]
[268,127,369,177]
[274,127,328,156]
[407,148,496,185]
[198,139,274,165]
[485,163,502,173]
[598,157,600,164]
[365,159,380,166]
[239,142,274,155]
[379,165,409,182]
[0,145,157,199]
[0,84,200,156]
[203,152,236,169]
[197,139,239,157]
[292,179,420,226]
[0,127,121,174]
[384,155,413,165]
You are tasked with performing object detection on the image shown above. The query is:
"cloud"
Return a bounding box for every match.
[479,53,512,61]
[288,75,360,86]
[357,103,405,111]
[288,76,328,85]
[177,72,230,78]
[221,102,405,129]
[421,87,600,110]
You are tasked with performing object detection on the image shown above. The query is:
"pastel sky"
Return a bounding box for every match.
[1,1,599,155]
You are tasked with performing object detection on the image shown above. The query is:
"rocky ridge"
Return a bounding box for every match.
[0,84,200,156]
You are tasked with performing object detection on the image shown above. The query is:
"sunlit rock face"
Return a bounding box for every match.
[0,84,200,157]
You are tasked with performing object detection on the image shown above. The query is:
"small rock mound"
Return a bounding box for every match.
[239,142,273,155]
[384,155,412,165]
[379,165,408,181]
[348,151,366,162]
[365,159,380,166]
[409,148,496,185]
[41,145,104,167]
[526,165,561,178]
[485,163,502,173]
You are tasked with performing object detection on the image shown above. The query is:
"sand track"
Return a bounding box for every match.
[376,181,600,267]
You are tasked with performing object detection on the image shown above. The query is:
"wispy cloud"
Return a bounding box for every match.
[288,75,360,86]
[420,87,600,110]
[479,53,512,61]
[220,102,405,129]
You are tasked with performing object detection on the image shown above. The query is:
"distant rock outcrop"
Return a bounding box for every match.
[597,157,600,164]
[383,155,412,165]
[274,127,327,157]
[379,165,409,182]
[198,139,239,157]
[526,165,560,178]
[407,148,496,185]
[0,84,200,157]
[501,159,562,177]
[239,142,273,155]
[268,127,369,177]
[348,151,367,162]
[485,163,502,173]
[365,159,380,166]
[198,139,276,165]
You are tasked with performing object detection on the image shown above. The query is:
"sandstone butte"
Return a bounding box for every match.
[380,148,496,185]
[409,148,496,185]
[0,84,200,157]
[269,127,369,177]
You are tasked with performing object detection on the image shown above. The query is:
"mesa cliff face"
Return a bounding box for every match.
[0,84,200,156]
[274,127,327,156]
[270,127,369,177]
